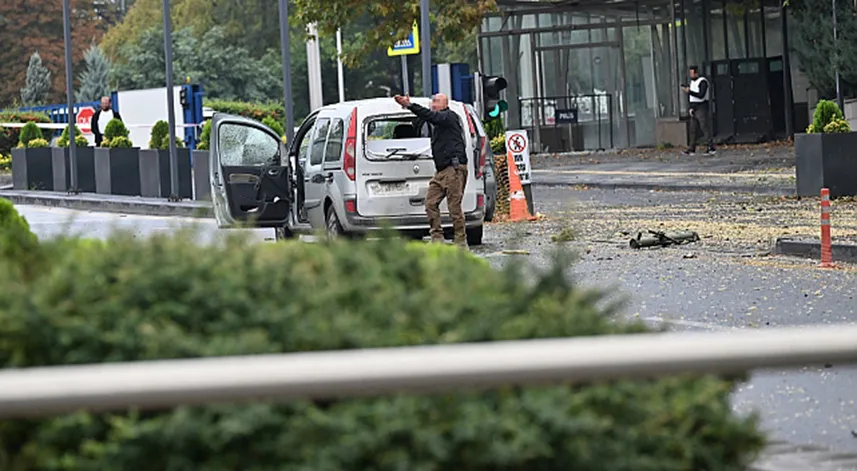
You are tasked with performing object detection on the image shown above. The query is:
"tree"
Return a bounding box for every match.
[20,52,52,106]
[0,0,118,107]
[76,45,111,102]
[790,0,857,98]
[292,0,497,66]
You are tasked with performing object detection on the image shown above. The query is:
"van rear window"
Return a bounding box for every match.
[364,117,432,161]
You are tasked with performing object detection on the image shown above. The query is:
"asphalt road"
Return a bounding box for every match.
[13,187,857,454]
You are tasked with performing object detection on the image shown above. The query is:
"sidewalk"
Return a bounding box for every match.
[0,190,212,218]
[531,144,795,195]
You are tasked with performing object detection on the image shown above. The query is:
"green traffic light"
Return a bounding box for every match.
[488,104,501,118]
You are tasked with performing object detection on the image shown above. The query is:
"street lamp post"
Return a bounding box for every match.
[833,0,843,110]
[162,0,180,200]
[62,0,78,193]
[279,0,295,145]
[420,0,431,97]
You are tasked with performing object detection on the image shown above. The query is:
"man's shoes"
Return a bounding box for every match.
[706,148,717,155]
[681,148,696,156]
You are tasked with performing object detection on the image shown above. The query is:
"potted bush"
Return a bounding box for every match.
[52,124,95,192]
[94,119,141,196]
[795,99,857,197]
[142,120,193,198]
[11,121,53,191]
[192,119,212,201]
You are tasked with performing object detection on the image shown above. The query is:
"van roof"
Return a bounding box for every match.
[315,97,467,115]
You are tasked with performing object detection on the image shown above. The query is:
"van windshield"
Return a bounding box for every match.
[364,116,432,161]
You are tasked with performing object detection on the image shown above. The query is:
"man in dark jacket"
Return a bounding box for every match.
[394,93,468,246]
[92,96,123,146]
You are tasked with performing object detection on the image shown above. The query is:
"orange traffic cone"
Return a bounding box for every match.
[507,152,536,222]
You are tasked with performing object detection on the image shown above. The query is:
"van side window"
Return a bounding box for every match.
[324,118,344,163]
[309,118,330,166]
[297,118,317,164]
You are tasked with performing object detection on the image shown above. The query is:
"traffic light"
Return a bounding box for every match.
[482,75,508,120]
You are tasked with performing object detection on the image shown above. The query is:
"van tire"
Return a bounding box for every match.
[326,206,344,239]
[466,225,483,246]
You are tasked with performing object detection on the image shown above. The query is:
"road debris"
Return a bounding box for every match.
[630,230,701,249]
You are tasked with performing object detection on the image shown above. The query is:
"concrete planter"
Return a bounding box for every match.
[157,149,193,199]
[794,132,857,198]
[11,147,53,191]
[51,147,96,192]
[94,147,141,196]
[192,150,211,201]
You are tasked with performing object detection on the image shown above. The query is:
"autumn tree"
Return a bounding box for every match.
[0,0,119,107]
[20,52,52,106]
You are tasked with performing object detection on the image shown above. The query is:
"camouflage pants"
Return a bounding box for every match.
[426,165,467,244]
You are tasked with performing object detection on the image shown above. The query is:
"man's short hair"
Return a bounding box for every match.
[689,65,700,73]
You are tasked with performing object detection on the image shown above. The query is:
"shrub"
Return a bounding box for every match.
[0,208,765,470]
[490,134,506,154]
[57,124,89,148]
[107,136,133,148]
[0,111,51,155]
[197,119,212,150]
[823,118,851,133]
[16,122,43,148]
[262,116,285,138]
[103,118,129,141]
[484,116,505,139]
[807,99,845,133]
[25,138,49,148]
[0,199,41,280]
[206,99,284,123]
[0,154,10,171]
[148,120,169,149]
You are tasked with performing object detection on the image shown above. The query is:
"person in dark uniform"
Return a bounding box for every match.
[393,93,468,247]
[682,66,716,155]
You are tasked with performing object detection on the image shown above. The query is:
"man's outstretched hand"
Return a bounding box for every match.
[394,95,411,108]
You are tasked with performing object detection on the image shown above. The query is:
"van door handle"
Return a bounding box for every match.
[324,172,334,183]
[380,178,407,184]
[310,173,326,184]
[409,197,424,206]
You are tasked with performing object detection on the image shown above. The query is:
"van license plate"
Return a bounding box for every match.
[371,182,410,195]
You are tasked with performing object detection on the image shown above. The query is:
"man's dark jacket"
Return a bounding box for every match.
[91,109,123,146]
[407,103,467,172]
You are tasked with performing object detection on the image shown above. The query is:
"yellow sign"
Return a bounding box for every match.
[387,22,420,57]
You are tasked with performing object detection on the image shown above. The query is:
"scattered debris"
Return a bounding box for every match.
[551,227,575,243]
[630,230,701,249]
[682,252,698,259]
[501,250,531,255]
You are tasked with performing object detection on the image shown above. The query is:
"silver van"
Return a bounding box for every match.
[208,98,486,245]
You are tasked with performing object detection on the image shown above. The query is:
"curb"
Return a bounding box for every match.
[774,237,857,263]
[0,191,213,218]
[532,178,794,196]
[751,441,857,470]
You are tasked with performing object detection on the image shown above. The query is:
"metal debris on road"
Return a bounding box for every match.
[630,230,700,249]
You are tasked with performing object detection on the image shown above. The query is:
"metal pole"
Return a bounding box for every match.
[62,0,78,193]
[420,0,432,97]
[279,0,295,145]
[336,29,345,102]
[162,0,179,200]
[2,324,857,418]
[401,56,410,95]
[781,3,795,138]
[833,0,843,110]
[306,23,324,111]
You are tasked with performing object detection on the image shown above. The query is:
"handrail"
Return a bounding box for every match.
[0,324,855,419]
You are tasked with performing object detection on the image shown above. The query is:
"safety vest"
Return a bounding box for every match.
[689,77,709,103]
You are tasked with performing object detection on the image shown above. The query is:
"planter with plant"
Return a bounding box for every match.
[94,119,141,196]
[192,119,213,201]
[11,121,54,190]
[795,99,857,197]
[146,120,192,198]
[52,124,95,192]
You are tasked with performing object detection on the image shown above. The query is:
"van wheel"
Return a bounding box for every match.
[466,225,483,246]
[275,225,295,241]
[326,206,344,239]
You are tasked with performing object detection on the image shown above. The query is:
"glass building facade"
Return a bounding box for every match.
[480,0,806,151]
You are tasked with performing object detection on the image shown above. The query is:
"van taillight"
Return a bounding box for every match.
[343,107,357,181]
[345,199,356,213]
[476,136,487,179]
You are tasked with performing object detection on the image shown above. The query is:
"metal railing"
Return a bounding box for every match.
[1,324,856,419]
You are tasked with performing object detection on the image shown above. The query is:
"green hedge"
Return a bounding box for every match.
[205,99,284,124]
[0,111,51,155]
[0,201,765,470]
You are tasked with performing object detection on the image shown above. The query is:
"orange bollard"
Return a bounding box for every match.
[506,152,537,222]
[820,188,834,269]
